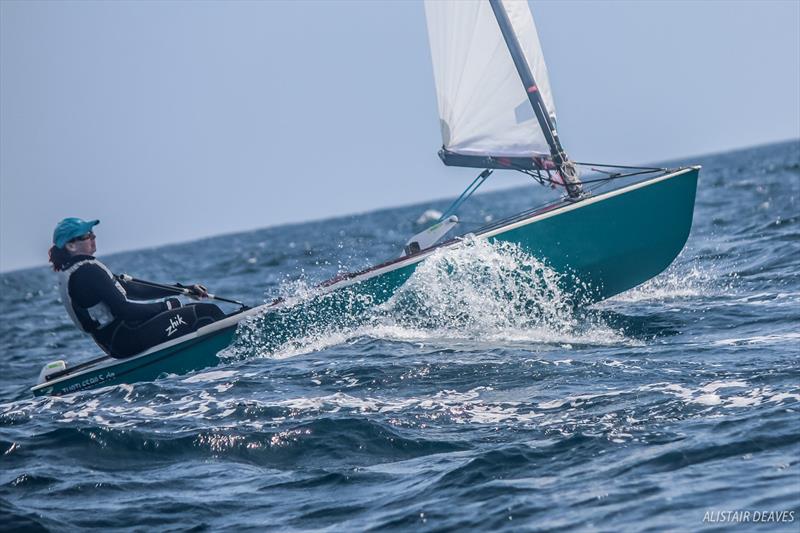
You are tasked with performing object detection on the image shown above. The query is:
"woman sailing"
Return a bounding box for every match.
[48,217,225,358]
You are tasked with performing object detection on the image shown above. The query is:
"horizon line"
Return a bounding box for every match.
[2,136,797,275]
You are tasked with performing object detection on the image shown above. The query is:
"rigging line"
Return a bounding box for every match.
[514,166,664,187]
[470,165,673,239]
[450,219,497,226]
[470,172,623,238]
[439,169,492,221]
[574,162,668,171]
[589,168,623,176]
[592,168,666,181]
[583,168,666,182]
[468,196,567,236]
[518,169,547,186]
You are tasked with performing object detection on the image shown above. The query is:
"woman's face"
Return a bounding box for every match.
[66,232,97,256]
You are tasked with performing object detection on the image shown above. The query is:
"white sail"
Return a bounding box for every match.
[424,0,556,162]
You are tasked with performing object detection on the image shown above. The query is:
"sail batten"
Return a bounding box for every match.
[424,0,557,167]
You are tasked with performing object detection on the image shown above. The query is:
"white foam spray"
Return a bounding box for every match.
[237,237,629,360]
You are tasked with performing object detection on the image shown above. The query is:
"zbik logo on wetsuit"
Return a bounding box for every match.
[166,315,187,337]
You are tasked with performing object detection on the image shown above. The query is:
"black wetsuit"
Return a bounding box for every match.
[59,255,225,358]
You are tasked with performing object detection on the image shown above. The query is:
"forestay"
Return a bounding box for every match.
[424,0,556,167]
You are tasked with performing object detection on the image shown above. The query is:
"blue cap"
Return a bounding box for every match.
[53,218,100,248]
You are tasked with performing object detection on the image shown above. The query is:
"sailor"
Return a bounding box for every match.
[47,217,226,358]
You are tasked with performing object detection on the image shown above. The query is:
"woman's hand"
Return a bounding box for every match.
[187,284,209,300]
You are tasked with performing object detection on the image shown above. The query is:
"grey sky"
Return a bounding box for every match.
[2,0,798,272]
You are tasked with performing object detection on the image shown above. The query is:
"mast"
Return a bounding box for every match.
[488,0,583,199]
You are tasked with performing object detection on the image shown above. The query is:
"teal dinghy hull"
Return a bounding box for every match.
[491,166,700,300]
[31,320,240,397]
[242,166,700,349]
[32,166,699,397]
[343,165,700,304]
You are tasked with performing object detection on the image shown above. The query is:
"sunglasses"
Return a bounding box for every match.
[71,232,96,243]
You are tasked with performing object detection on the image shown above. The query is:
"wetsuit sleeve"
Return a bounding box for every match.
[119,278,180,300]
[70,264,170,322]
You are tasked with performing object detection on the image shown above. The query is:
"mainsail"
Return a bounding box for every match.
[424,0,556,167]
[424,0,582,198]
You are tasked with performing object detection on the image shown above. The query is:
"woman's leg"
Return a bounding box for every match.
[109,303,225,357]
[187,302,226,326]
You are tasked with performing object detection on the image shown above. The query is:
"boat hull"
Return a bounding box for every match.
[493,166,699,300]
[33,167,699,396]
[32,325,237,397]
[239,166,700,352]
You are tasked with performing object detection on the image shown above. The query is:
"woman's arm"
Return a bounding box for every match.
[119,278,180,300]
[70,264,178,322]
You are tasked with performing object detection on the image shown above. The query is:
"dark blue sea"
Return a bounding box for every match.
[2,141,799,531]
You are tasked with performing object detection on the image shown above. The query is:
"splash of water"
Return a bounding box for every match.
[609,263,715,303]
[371,237,624,346]
[232,237,628,360]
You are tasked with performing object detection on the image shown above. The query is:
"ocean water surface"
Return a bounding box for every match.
[1,140,799,530]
